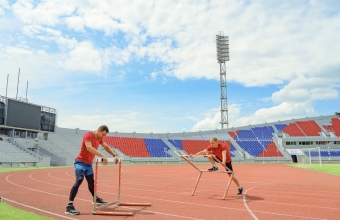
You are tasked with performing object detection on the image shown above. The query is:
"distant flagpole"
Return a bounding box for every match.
[26,80,28,100]
[6,74,9,97]
[16,68,20,100]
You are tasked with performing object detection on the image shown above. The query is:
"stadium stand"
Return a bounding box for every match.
[330,118,340,137]
[144,138,171,157]
[103,136,150,157]
[169,139,236,157]
[1,113,340,166]
[295,120,322,136]
[282,123,305,136]
[0,137,38,167]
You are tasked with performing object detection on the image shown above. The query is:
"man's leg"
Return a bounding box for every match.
[85,165,107,204]
[207,156,218,171]
[66,173,83,215]
[85,174,95,197]
[226,162,243,195]
[69,174,85,202]
[65,161,86,215]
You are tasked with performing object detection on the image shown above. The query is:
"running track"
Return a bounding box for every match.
[0,163,339,220]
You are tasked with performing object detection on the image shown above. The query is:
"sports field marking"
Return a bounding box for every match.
[4,168,334,220]
[29,170,338,209]
[242,184,330,220]
[121,169,267,184]
[6,173,90,202]
[250,200,340,210]
[48,168,248,196]
[39,170,340,213]
[4,171,210,220]
[2,197,78,220]
[243,185,261,220]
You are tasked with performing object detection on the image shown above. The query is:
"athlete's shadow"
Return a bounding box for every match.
[207,194,264,202]
[243,194,264,202]
[83,206,152,217]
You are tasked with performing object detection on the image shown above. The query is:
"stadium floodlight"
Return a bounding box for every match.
[216,32,229,129]
[216,35,229,63]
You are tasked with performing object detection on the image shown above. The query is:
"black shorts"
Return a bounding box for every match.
[214,156,233,171]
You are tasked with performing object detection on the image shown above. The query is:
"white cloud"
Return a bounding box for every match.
[192,104,241,131]
[1,0,340,132]
[192,101,317,131]
[58,111,147,132]
[12,0,75,26]
[272,75,339,103]
[0,0,10,16]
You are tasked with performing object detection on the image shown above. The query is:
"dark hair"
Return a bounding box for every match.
[98,125,109,133]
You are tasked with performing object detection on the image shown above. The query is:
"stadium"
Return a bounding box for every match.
[1,95,340,167]
[1,1,340,219]
[0,95,340,220]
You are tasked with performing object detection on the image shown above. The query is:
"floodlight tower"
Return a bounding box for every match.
[216,33,229,129]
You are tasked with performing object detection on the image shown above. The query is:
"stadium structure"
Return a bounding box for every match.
[0,94,340,167]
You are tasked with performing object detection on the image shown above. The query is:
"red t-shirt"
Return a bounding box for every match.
[75,131,103,164]
[206,142,232,163]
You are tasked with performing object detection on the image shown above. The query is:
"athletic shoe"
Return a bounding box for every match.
[208,166,218,172]
[95,197,107,204]
[237,186,243,195]
[65,204,80,215]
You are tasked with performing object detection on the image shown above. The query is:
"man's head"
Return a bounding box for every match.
[210,137,218,148]
[96,125,109,138]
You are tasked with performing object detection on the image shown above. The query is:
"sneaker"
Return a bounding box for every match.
[65,204,80,215]
[94,197,107,204]
[208,166,218,172]
[237,186,243,195]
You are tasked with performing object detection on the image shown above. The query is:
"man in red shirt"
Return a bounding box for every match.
[65,125,118,215]
[192,137,243,195]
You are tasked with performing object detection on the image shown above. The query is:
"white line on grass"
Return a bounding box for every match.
[2,197,78,220]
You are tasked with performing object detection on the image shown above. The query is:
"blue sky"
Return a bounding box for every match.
[0,0,340,133]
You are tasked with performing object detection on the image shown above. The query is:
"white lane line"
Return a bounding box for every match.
[2,197,78,220]
[4,172,205,220]
[243,187,260,220]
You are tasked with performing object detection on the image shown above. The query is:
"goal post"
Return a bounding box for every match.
[297,147,322,167]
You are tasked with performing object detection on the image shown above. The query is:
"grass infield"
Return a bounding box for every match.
[287,163,340,176]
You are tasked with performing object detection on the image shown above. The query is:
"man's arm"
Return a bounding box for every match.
[85,142,111,165]
[101,142,117,157]
[222,150,227,164]
[190,149,209,157]
[85,141,105,157]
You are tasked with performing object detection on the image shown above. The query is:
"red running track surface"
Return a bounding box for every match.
[0,163,339,220]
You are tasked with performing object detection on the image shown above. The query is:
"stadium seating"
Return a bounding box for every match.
[237,141,264,157]
[0,140,37,162]
[258,141,284,157]
[168,139,235,157]
[251,126,275,140]
[103,136,150,157]
[228,131,238,140]
[282,123,305,136]
[274,124,287,133]
[320,118,340,137]
[168,139,183,150]
[296,120,322,136]
[331,118,340,137]
[144,138,171,157]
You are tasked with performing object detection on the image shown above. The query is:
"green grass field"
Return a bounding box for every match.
[0,163,339,219]
[287,163,340,176]
[0,202,52,220]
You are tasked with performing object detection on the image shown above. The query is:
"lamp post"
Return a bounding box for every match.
[34,138,39,167]
[164,148,167,164]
